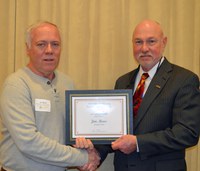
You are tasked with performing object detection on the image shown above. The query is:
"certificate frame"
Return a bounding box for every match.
[65,89,133,144]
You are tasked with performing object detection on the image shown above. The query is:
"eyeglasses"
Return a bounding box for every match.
[133,38,159,47]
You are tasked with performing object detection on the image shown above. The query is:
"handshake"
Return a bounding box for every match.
[74,138,100,171]
[73,134,137,171]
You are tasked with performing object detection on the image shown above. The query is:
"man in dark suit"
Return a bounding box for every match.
[76,19,200,171]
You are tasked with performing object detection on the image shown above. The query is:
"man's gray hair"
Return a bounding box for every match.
[25,21,60,48]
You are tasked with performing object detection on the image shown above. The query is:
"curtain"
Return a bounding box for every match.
[0,0,199,170]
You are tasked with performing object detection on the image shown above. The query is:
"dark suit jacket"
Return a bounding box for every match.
[96,59,200,171]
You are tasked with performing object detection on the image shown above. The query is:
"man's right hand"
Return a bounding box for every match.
[79,148,100,171]
[75,137,100,171]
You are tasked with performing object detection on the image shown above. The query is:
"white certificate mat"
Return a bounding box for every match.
[65,89,133,144]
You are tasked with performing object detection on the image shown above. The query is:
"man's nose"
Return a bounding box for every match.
[45,43,53,53]
[141,42,149,52]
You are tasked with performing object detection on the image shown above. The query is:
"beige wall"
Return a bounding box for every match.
[0,0,200,170]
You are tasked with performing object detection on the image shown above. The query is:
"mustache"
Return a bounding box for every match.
[138,53,152,57]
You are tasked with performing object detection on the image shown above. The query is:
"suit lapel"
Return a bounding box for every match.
[134,59,173,130]
[125,67,139,90]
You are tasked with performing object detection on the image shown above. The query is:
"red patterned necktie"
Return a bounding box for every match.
[133,73,149,117]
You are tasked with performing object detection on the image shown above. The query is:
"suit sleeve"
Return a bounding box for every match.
[95,145,114,164]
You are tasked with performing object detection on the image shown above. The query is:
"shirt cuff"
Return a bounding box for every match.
[136,136,139,152]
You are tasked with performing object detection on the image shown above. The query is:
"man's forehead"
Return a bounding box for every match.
[133,21,163,38]
[31,26,61,41]
[133,31,161,40]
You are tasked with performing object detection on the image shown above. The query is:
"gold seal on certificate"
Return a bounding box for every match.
[65,89,133,144]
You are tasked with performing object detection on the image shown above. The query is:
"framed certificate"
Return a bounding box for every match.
[65,89,133,144]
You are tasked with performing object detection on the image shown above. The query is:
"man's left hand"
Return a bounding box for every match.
[111,135,137,154]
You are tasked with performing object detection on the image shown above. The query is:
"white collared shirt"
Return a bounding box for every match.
[134,57,164,97]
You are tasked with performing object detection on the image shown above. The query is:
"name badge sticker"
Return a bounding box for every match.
[35,99,51,112]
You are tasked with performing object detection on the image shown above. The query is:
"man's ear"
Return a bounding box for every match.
[162,36,167,48]
[26,43,30,56]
